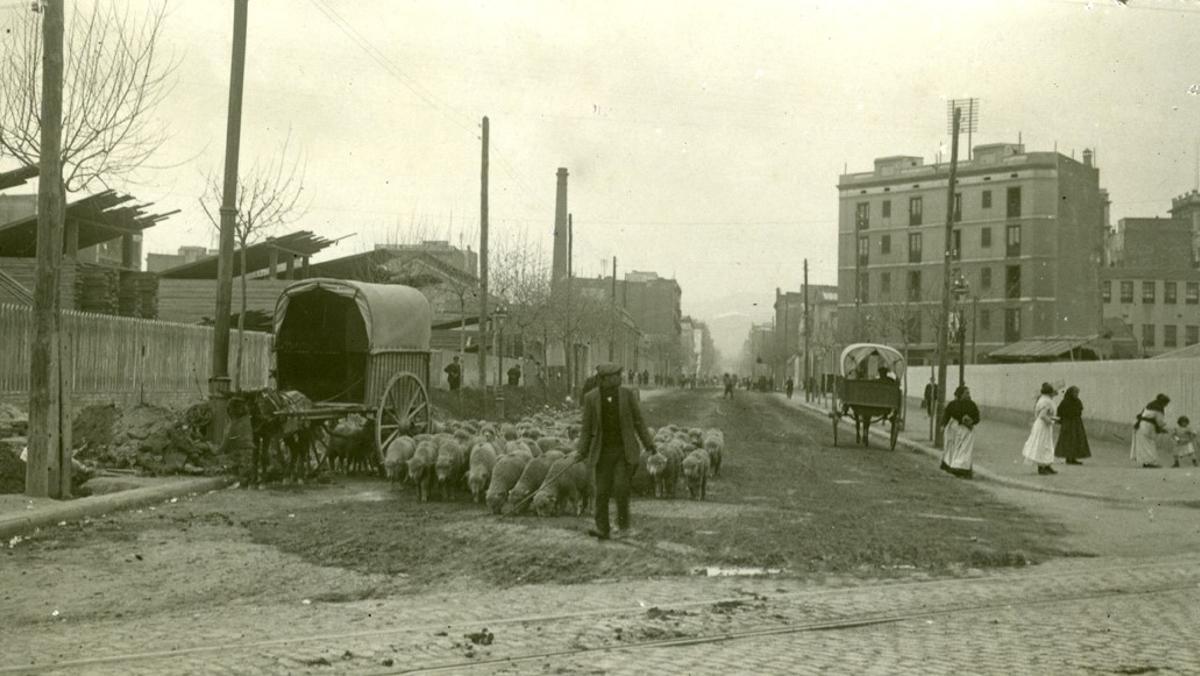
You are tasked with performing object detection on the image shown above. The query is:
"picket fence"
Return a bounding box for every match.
[0,303,273,407]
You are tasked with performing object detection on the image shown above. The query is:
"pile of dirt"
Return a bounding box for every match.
[72,402,230,476]
[0,401,27,437]
[0,444,24,494]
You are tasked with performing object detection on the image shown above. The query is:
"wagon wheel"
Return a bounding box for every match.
[376,372,431,452]
[888,412,900,451]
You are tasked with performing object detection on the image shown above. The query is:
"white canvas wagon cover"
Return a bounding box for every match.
[839,343,906,379]
[274,278,432,353]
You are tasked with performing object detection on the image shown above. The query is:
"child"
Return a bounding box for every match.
[1172,416,1198,468]
[219,397,259,487]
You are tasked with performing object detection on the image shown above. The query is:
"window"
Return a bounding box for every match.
[1188,282,1200,305]
[1142,281,1156,304]
[979,308,991,332]
[982,190,992,209]
[1005,265,1021,299]
[857,235,869,266]
[882,200,891,218]
[951,229,962,260]
[1005,224,1021,257]
[907,270,922,302]
[1165,325,1178,348]
[880,271,891,296]
[981,227,992,248]
[1165,282,1177,304]
[907,311,922,343]
[857,272,869,303]
[1004,308,1021,343]
[909,196,923,226]
[1143,324,1156,349]
[1101,280,1111,303]
[1188,325,1199,346]
[1120,281,1134,304]
[1006,186,1021,218]
[908,232,922,263]
[880,234,891,254]
[855,202,870,230]
[953,192,963,222]
[980,267,992,290]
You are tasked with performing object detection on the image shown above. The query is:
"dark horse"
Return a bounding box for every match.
[244,389,315,485]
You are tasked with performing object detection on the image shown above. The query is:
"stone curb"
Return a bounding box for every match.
[0,476,233,540]
[784,396,1195,506]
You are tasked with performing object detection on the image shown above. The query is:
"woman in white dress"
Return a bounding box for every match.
[1021,382,1059,475]
[1130,393,1170,468]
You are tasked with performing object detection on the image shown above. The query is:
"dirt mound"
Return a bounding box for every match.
[73,402,229,476]
[0,401,27,437]
[0,444,24,494]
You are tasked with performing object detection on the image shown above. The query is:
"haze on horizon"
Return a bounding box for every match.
[3,0,1199,361]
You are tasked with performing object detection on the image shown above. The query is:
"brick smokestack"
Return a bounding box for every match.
[552,167,569,283]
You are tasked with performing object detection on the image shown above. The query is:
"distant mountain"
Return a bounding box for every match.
[685,291,776,372]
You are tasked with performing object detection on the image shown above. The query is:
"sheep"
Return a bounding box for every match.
[532,456,591,517]
[486,453,529,514]
[382,435,416,486]
[466,442,498,504]
[681,448,710,500]
[435,440,467,500]
[406,441,438,502]
[506,451,563,514]
[703,430,724,476]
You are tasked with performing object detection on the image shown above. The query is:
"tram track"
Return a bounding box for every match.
[6,556,1199,675]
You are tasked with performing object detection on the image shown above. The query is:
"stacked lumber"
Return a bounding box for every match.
[74,263,120,315]
[118,271,159,319]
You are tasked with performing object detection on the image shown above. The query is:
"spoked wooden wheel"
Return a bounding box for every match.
[376,372,431,452]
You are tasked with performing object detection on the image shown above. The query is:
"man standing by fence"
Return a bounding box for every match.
[444,356,462,391]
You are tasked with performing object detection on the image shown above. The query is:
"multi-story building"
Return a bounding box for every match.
[574,270,682,378]
[146,245,217,273]
[837,143,1106,364]
[1102,210,1200,356]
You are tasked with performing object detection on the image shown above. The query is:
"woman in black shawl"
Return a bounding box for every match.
[940,385,981,479]
[1054,385,1091,465]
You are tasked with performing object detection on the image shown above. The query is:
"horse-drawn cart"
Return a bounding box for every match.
[830,343,905,451]
[270,278,434,466]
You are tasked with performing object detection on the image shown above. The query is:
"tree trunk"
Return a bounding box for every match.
[234,244,247,391]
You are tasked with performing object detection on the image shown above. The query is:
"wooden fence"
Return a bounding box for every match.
[0,303,273,408]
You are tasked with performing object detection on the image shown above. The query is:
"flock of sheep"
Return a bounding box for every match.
[371,413,727,516]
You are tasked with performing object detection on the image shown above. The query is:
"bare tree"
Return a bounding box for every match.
[0,2,177,192]
[201,137,308,389]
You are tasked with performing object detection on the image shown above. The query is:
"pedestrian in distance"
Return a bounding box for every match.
[1172,416,1198,468]
[1021,382,1059,475]
[940,385,980,479]
[785,376,794,399]
[507,364,521,387]
[1054,385,1091,465]
[574,363,657,541]
[444,356,462,391]
[722,373,735,399]
[1131,394,1170,468]
[922,377,937,416]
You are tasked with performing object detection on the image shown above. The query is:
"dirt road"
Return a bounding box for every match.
[3,389,1196,674]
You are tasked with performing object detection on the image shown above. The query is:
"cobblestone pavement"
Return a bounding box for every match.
[4,553,1199,675]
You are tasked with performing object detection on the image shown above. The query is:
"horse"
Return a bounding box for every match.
[244,389,316,485]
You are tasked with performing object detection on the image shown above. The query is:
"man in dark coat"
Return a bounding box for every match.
[922,377,937,415]
[444,356,462,391]
[575,363,656,540]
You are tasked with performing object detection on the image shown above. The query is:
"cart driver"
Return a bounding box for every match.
[877,365,896,383]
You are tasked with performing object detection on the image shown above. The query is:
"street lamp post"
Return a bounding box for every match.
[952,276,970,388]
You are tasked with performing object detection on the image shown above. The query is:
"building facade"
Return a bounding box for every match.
[574,270,682,378]
[837,143,1106,364]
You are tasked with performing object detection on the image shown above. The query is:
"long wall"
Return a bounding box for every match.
[0,303,272,408]
[917,358,1200,439]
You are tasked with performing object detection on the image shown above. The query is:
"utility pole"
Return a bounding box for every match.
[209,0,249,443]
[566,213,573,390]
[608,256,617,361]
[803,259,811,403]
[27,0,65,498]
[479,116,489,401]
[934,105,963,449]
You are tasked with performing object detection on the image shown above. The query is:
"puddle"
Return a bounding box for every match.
[692,566,784,577]
[348,491,389,503]
[831,480,862,485]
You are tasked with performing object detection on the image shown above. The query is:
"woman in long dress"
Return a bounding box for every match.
[940,385,980,479]
[1054,386,1091,465]
[1130,394,1170,468]
[1021,382,1059,475]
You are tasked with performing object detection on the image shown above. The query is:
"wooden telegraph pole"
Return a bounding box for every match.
[479,116,490,402]
[210,0,249,442]
[934,105,963,449]
[27,0,66,498]
[608,256,617,361]
[803,259,811,403]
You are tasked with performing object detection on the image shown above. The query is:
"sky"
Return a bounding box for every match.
[4,0,1200,359]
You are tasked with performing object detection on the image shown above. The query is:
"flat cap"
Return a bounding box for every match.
[595,363,623,376]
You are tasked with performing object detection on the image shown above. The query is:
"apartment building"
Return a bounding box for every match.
[837,143,1106,364]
